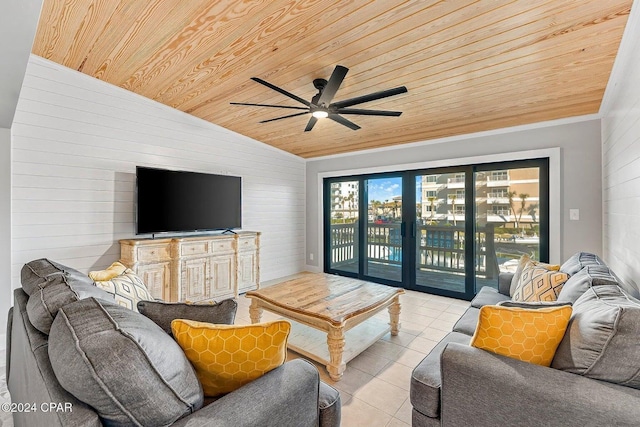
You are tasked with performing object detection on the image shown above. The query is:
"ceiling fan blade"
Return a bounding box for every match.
[251,77,310,107]
[304,117,318,132]
[328,113,361,130]
[259,111,309,123]
[230,102,308,110]
[336,108,402,117]
[331,86,408,108]
[318,65,348,106]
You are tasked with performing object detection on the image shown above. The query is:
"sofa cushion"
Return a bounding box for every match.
[559,252,606,276]
[90,262,154,311]
[172,319,290,397]
[512,262,568,302]
[452,307,480,336]
[21,258,90,296]
[137,299,237,336]
[552,285,640,389]
[470,304,572,366]
[26,273,114,335]
[410,332,471,418]
[557,265,619,303]
[470,286,510,308]
[48,297,203,426]
[21,258,64,295]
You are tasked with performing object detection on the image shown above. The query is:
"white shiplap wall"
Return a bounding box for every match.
[601,1,640,290]
[10,55,306,289]
[1,128,10,346]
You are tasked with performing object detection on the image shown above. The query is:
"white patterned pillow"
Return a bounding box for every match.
[90,262,153,311]
[513,261,569,302]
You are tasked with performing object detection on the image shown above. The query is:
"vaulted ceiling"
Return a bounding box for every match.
[32,0,632,158]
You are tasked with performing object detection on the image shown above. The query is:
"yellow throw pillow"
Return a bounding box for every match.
[512,261,568,302]
[171,319,291,397]
[471,305,572,366]
[88,261,128,281]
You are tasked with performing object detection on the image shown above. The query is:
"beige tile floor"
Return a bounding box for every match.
[0,287,468,427]
[235,288,469,427]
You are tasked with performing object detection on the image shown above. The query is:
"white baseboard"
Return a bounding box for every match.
[304,265,322,273]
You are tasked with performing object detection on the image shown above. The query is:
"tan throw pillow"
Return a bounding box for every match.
[512,261,568,302]
[509,254,561,296]
[471,304,572,366]
[90,262,153,311]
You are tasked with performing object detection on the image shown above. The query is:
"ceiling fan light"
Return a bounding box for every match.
[312,110,329,119]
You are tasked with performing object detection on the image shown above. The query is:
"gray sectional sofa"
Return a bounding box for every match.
[6,259,341,427]
[410,252,640,427]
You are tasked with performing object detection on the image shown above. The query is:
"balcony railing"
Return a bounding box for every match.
[329,222,499,279]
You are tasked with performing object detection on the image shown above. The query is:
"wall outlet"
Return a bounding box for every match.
[569,209,580,221]
[309,253,314,261]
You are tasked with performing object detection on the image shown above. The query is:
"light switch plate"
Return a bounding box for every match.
[569,209,580,221]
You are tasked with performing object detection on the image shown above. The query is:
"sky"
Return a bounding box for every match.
[366,177,423,202]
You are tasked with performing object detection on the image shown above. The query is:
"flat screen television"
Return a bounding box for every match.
[136,166,241,235]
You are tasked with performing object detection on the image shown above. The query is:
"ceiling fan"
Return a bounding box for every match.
[231,65,407,131]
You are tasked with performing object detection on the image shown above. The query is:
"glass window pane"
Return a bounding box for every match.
[415,172,466,293]
[328,181,359,274]
[475,167,541,292]
[365,177,402,282]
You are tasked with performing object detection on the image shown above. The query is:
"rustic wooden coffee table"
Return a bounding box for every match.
[245,273,404,381]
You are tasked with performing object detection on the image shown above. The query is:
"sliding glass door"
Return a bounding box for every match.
[326,180,359,275]
[473,162,548,293]
[364,176,403,283]
[413,171,469,295]
[324,159,549,300]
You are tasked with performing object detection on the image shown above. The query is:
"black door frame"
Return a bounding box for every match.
[323,158,550,300]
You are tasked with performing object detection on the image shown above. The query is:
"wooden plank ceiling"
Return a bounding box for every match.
[32,0,632,158]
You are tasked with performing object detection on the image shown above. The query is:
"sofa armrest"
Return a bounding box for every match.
[497,272,513,296]
[440,343,640,427]
[172,359,321,427]
[6,307,12,379]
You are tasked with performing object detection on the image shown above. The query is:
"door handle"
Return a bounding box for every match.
[411,222,416,238]
[401,222,406,237]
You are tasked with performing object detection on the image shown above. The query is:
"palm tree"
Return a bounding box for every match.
[517,193,529,232]
[345,193,355,220]
[448,194,457,226]
[527,203,539,223]
[507,191,517,228]
[427,196,437,221]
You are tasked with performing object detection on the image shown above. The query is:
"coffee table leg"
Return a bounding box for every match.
[249,299,263,323]
[327,325,346,381]
[388,296,401,336]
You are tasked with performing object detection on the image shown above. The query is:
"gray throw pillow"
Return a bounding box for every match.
[26,273,115,335]
[551,285,640,389]
[498,300,572,309]
[137,299,238,335]
[49,298,204,426]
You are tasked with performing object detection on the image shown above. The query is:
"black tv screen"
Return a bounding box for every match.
[136,167,241,234]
